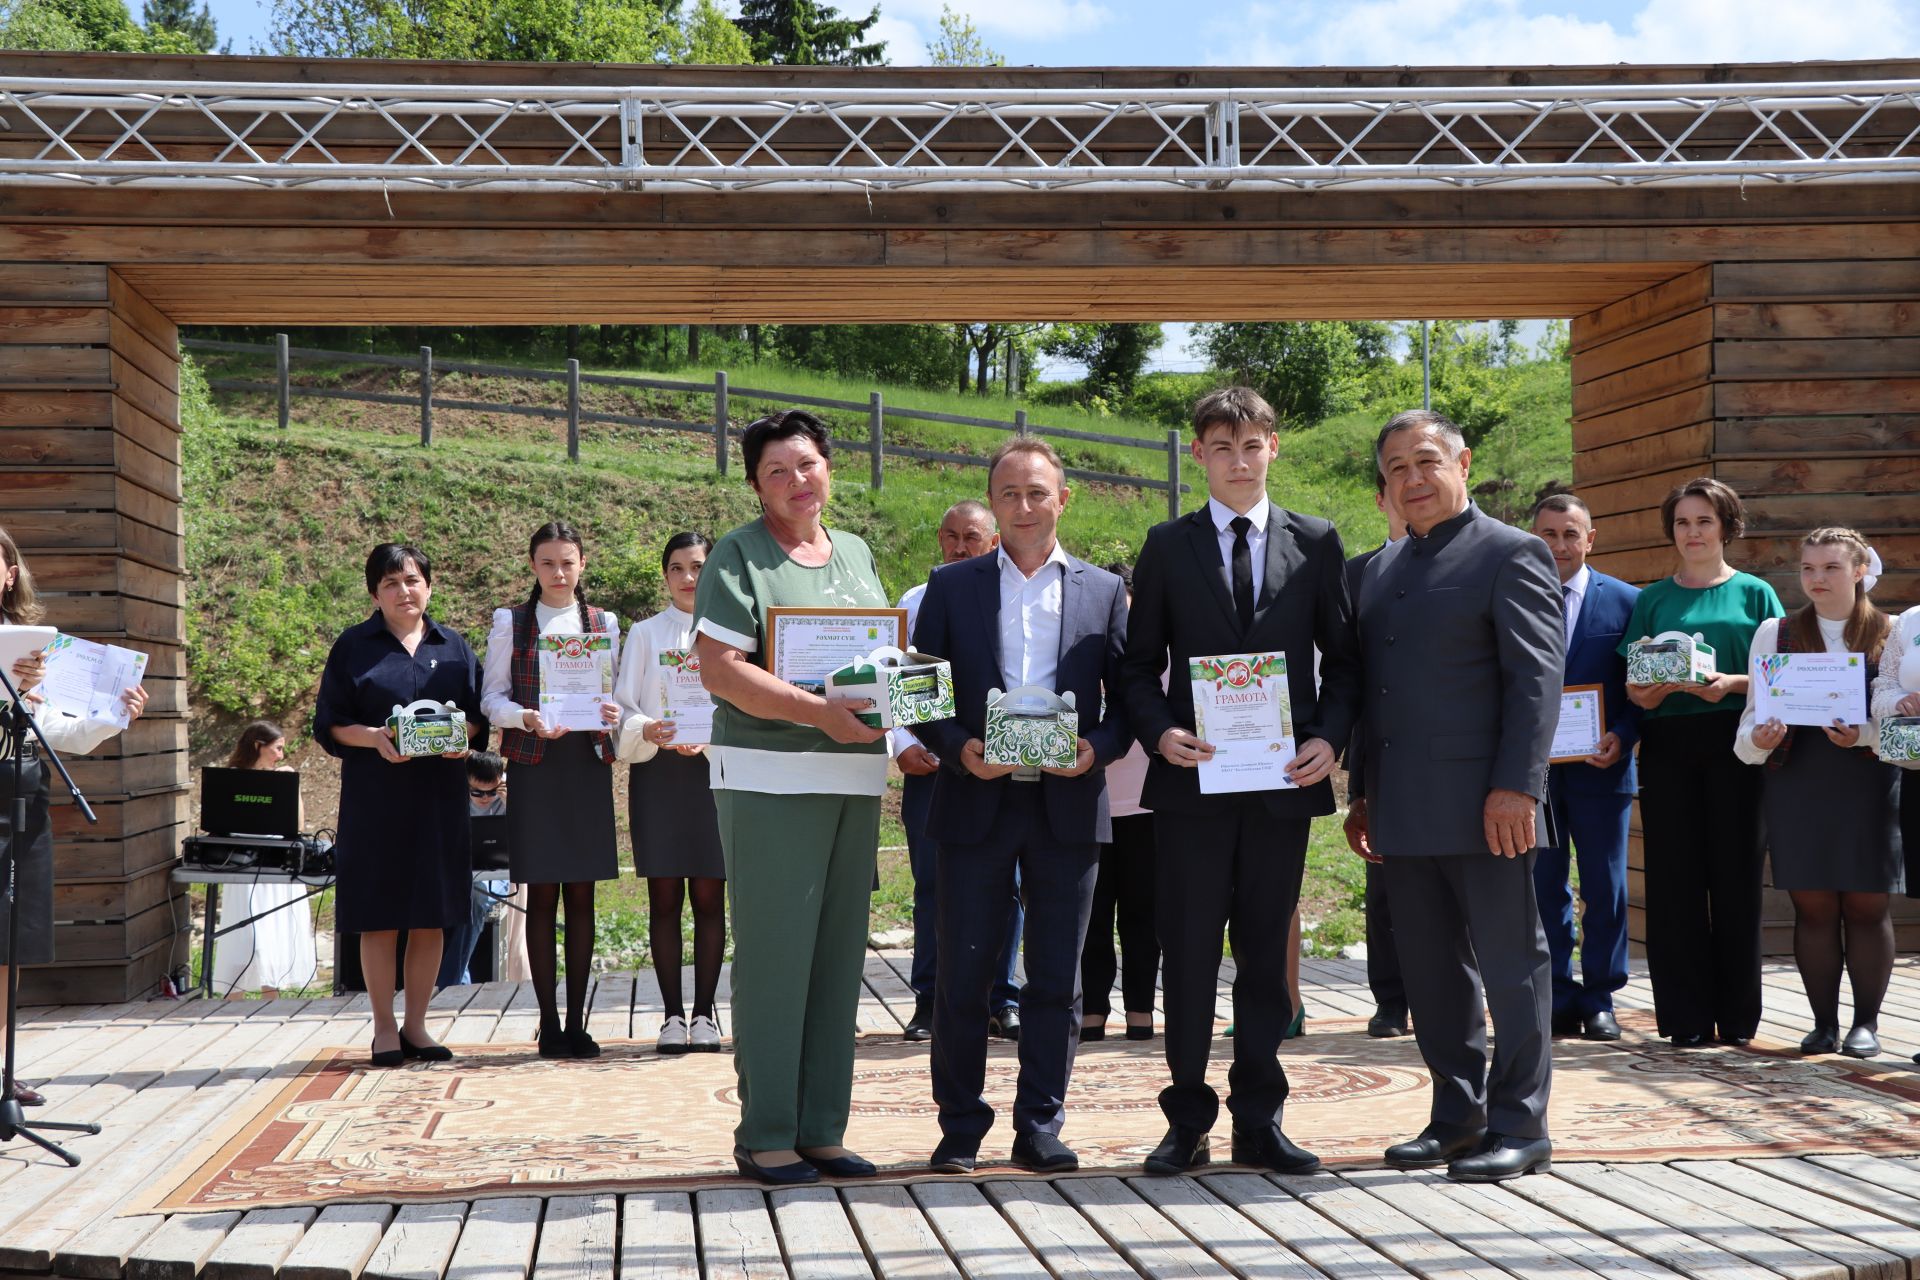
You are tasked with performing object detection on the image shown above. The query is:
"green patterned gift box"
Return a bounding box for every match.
[1626,631,1717,686]
[984,686,1080,769]
[1881,717,1920,765]
[387,698,468,757]
[825,646,955,730]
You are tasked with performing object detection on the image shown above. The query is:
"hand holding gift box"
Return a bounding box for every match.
[1626,630,1718,687]
[388,698,469,757]
[984,685,1080,770]
[1879,717,1920,768]
[825,645,956,730]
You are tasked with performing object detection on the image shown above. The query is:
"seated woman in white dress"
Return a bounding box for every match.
[210,720,319,994]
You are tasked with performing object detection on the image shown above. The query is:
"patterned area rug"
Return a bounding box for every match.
[143,1012,1920,1211]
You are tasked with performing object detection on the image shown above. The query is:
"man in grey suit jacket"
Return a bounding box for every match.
[911,437,1131,1176]
[1347,409,1565,1183]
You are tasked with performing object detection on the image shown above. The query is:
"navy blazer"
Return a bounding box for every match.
[911,549,1130,846]
[1557,568,1641,798]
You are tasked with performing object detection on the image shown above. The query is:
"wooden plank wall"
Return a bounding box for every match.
[1571,261,1920,955]
[0,263,188,1003]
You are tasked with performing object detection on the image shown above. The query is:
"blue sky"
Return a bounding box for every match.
[201,0,1914,67]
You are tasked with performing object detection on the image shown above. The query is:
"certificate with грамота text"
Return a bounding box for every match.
[1191,651,1298,795]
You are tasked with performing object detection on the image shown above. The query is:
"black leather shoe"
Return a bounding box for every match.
[1448,1135,1552,1183]
[904,998,933,1042]
[400,1032,454,1062]
[1080,1024,1106,1042]
[1143,1126,1210,1175]
[1550,1011,1583,1038]
[4,1077,45,1106]
[1011,1131,1078,1173]
[989,1006,1022,1042]
[800,1148,877,1178]
[1368,1006,1408,1038]
[1717,1035,1752,1048]
[1125,1024,1155,1041]
[370,1039,404,1068]
[1384,1125,1484,1170]
[733,1146,820,1186]
[929,1138,979,1174]
[1230,1123,1321,1175]
[1841,1025,1882,1059]
[1583,1011,1622,1042]
[538,1024,571,1059]
[1801,1024,1839,1055]
[565,1028,601,1059]
[1669,1032,1709,1048]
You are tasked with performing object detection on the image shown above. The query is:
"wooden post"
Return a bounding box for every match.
[566,358,581,462]
[1014,409,1027,438]
[868,390,884,491]
[1165,428,1181,522]
[275,333,289,430]
[418,346,433,448]
[714,370,729,475]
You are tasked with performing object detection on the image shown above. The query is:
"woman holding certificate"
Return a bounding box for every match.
[614,531,727,1055]
[316,543,481,1068]
[1735,528,1899,1058]
[0,528,147,1107]
[692,410,891,1186]
[481,521,622,1061]
[1619,478,1784,1048]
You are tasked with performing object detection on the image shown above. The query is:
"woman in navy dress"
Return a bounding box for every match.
[315,543,486,1067]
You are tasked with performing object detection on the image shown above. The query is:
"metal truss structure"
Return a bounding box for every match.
[0,76,1917,193]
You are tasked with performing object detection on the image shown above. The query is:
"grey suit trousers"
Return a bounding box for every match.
[1383,852,1553,1140]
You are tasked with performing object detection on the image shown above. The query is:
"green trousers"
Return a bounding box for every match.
[716,788,880,1151]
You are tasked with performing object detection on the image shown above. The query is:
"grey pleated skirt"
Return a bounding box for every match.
[629,751,725,879]
[506,733,619,884]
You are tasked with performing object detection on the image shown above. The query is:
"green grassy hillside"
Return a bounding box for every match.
[184,347,1573,966]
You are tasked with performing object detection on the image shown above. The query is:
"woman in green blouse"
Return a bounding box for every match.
[692,410,890,1186]
[1618,477,1784,1048]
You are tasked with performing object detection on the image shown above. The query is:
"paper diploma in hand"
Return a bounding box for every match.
[765,607,907,695]
[657,648,715,745]
[1190,652,1297,795]
[1751,651,1869,728]
[41,633,147,730]
[538,632,615,732]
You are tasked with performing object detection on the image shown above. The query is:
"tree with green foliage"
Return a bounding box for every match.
[682,0,751,62]
[266,0,683,61]
[1039,323,1162,403]
[141,0,214,49]
[926,4,1002,66]
[1196,321,1385,427]
[0,0,202,50]
[735,0,884,65]
[773,324,959,390]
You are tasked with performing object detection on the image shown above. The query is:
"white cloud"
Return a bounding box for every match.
[870,13,930,64]
[1208,0,1916,67]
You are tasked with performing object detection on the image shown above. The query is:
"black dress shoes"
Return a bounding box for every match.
[1125,1024,1155,1041]
[733,1146,821,1186]
[1143,1126,1210,1175]
[989,1006,1022,1042]
[903,999,933,1042]
[369,1040,404,1069]
[1384,1125,1484,1170]
[1011,1131,1079,1173]
[1080,1024,1106,1042]
[1717,1035,1752,1048]
[1801,1024,1839,1055]
[1550,1011,1583,1038]
[1230,1123,1321,1175]
[800,1149,878,1178]
[1448,1135,1552,1182]
[928,1138,979,1174]
[1583,1011,1622,1042]
[1669,1032,1709,1048]
[400,1033,454,1062]
[1841,1025,1882,1059]
[1368,1006,1409,1038]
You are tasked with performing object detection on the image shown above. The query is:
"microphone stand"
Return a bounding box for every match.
[0,664,103,1167]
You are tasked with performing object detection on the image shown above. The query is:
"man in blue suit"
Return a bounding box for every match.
[1529,493,1641,1042]
[911,437,1131,1175]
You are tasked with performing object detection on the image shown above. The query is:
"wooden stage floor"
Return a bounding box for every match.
[5,952,1920,1280]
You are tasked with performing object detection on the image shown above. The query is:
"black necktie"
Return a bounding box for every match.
[1230,515,1255,630]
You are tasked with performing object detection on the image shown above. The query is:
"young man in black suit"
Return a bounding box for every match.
[1121,386,1362,1176]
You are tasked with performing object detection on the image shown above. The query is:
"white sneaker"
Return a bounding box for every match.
[689,1014,722,1052]
[657,1015,690,1055]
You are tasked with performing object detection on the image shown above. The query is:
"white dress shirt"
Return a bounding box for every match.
[998,542,1070,693]
[1208,495,1271,602]
[1561,564,1591,646]
[612,604,693,764]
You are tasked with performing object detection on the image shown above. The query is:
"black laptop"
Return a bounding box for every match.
[200,767,302,840]
[471,814,511,873]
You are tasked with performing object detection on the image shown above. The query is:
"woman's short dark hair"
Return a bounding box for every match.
[1103,560,1134,591]
[1660,476,1746,542]
[661,530,714,575]
[365,543,432,594]
[741,410,832,482]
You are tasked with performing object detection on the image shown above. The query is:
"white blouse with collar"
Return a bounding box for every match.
[479,600,623,729]
[1870,605,1920,723]
[1734,614,1873,765]
[611,605,695,764]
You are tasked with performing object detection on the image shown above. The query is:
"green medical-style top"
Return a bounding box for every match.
[1616,571,1785,718]
[693,516,892,796]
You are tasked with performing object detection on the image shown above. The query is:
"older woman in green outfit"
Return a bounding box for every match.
[693,409,891,1186]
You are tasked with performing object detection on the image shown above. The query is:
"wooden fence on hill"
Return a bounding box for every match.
[184,337,1191,518]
